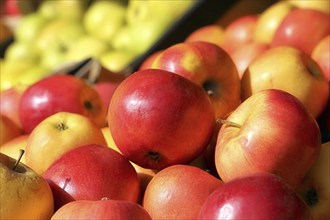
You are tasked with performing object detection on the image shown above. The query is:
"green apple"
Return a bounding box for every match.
[99,50,138,73]
[14,13,48,43]
[4,41,40,63]
[65,35,110,63]
[83,0,126,44]
[0,152,54,219]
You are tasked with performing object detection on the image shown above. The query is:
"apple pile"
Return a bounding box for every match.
[1,0,330,219]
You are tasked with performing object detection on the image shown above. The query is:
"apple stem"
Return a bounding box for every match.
[217,118,242,128]
[12,149,25,171]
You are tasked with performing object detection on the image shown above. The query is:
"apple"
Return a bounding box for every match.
[0,152,54,219]
[143,164,223,219]
[19,74,106,133]
[184,24,225,48]
[45,0,87,22]
[83,0,126,44]
[150,41,241,119]
[4,41,40,64]
[221,15,259,54]
[43,144,140,208]
[296,141,330,220]
[230,42,269,79]
[0,20,12,43]
[138,50,163,70]
[215,89,321,188]
[241,46,329,119]
[0,114,22,146]
[25,111,107,175]
[271,8,330,55]
[198,172,312,219]
[0,84,27,128]
[51,198,152,220]
[108,69,215,170]
[0,134,28,164]
[285,0,330,14]
[253,1,295,44]
[312,35,330,82]
[99,50,138,73]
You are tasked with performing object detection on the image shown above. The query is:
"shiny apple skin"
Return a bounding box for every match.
[108,69,215,170]
[215,89,321,188]
[198,173,312,220]
[19,74,106,133]
[43,144,140,208]
[271,8,330,55]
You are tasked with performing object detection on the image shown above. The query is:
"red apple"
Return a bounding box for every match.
[108,69,215,170]
[51,199,152,220]
[230,42,269,79]
[215,89,321,188]
[19,74,106,133]
[271,8,330,55]
[143,164,223,219]
[221,15,259,54]
[184,24,225,48]
[0,84,27,129]
[312,35,330,82]
[199,173,312,219]
[43,144,140,210]
[150,41,241,119]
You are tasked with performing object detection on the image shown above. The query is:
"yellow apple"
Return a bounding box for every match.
[0,152,54,219]
[253,1,295,44]
[0,134,29,164]
[99,50,138,73]
[25,112,107,175]
[285,0,330,14]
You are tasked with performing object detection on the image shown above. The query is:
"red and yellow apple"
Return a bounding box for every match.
[312,35,330,82]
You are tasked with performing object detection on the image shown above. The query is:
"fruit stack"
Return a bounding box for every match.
[0,0,329,219]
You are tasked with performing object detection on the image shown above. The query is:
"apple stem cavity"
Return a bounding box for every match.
[146,151,161,161]
[84,100,93,110]
[57,123,69,131]
[217,118,242,128]
[12,149,25,171]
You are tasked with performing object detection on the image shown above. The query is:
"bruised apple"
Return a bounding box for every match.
[108,69,215,170]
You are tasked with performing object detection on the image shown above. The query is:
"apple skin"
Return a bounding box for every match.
[285,0,330,14]
[296,141,330,220]
[51,199,152,220]
[241,46,329,119]
[19,74,106,133]
[0,153,54,219]
[215,89,321,188]
[0,84,27,128]
[221,15,259,54]
[43,144,140,209]
[312,35,330,82]
[229,42,269,79]
[138,50,163,70]
[0,134,28,164]
[198,172,312,220]
[143,164,223,219]
[108,69,215,170]
[150,41,241,119]
[184,24,225,48]
[271,8,330,55]
[0,114,23,146]
[25,112,107,175]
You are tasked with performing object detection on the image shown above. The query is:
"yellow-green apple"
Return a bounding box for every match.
[0,115,22,146]
[51,199,152,220]
[296,141,330,220]
[0,84,27,128]
[19,74,106,133]
[184,24,225,48]
[253,1,295,44]
[150,41,241,119]
[0,134,28,164]
[312,35,330,82]
[4,41,40,64]
[108,69,215,170]
[199,173,312,219]
[83,0,126,44]
[25,112,107,175]
[215,89,321,188]
[101,126,157,204]
[271,8,330,55]
[230,42,269,79]
[241,46,329,118]
[285,0,330,14]
[143,164,223,219]
[0,152,54,219]
[43,144,140,209]
[221,15,259,54]
[99,50,138,73]
[138,50,163,70]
